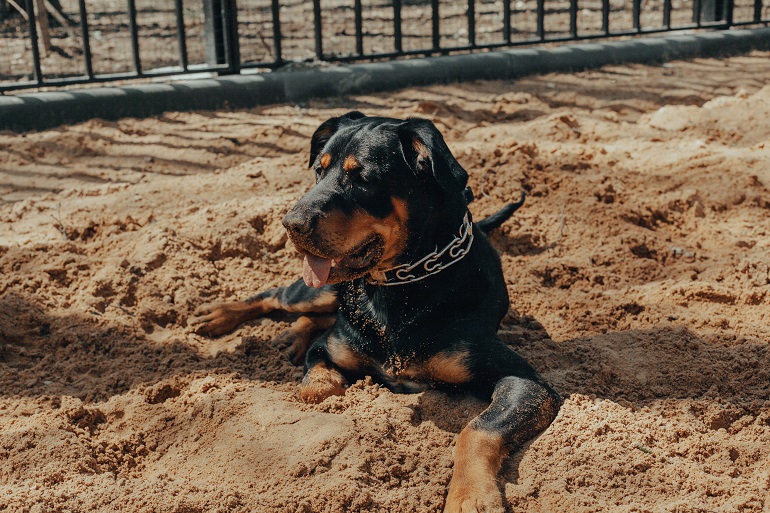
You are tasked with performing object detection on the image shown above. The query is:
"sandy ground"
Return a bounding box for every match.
[2,51,770,512]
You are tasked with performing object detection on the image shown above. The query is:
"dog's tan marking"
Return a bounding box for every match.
[412,138,429,159]
[366,196,409,266]
[444,427,506,513]
[314,124,335,139]
[327,335,366,372]
[300,362,347,403]
[285,290,338,314]
[256,296,281,310]
[426,351,472,384]
[320,152,332,169]
[343,154,360,172]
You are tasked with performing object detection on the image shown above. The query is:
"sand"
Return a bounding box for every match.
[1,51,769,512]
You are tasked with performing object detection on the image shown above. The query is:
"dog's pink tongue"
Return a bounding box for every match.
[303,253,332,288]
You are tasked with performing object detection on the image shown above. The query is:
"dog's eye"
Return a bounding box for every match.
[314,166,324,180]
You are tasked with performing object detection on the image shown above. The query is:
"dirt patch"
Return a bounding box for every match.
[1,51,770,512]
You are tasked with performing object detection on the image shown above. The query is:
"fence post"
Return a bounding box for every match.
[271,0,282,64]
[127,0,141,73]
[724,0,734,26]
[174,0,188,70]
[77,0,93,78]
[24,0,43,83]
[313,0,323,59]
[223,0,240,73]
[431,0,439,51]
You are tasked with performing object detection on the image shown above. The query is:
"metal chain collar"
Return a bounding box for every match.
[371,213,474,286]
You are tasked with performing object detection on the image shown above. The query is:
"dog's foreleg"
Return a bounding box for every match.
[189,279,337,336]
[444,347,560,513]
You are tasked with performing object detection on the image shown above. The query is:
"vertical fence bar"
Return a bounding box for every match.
[753,0,762,21]
[77,0,94,78]
[431,0,440,50]
[24,0,43,83]
[536,0,544,39]
[203,0,224,65]
[222,0,240,72]
[393,0,403,53]
[700,0,723,22]
[569,0,577,37]
[313,0,323,58]
[663,0,671,28]
[633,0,641,30]
[601,0,609,34]
[467,0,475,46]
[725,0,734,26]
[271,0,282,64]
[174,0,188,70]
[127,0,142,74]
[693,0,702,25]
[503,0,511,42]
[354,0,363,55]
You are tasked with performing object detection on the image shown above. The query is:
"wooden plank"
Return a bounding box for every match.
[34,0,51,57]
[6,0,29,20]
[44,0,75,38]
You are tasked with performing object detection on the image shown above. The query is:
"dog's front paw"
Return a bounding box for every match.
[444,473,504,513]
[274,329,310,366]
[188,301,250,337]
[299,363,347,403]
[444,426,506,513]
[273,316,319,366]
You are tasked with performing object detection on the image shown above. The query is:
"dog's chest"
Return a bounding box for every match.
[339,281,439,391]
[340,283,397,342]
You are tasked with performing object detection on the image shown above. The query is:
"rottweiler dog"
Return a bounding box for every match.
[190,112,561,513]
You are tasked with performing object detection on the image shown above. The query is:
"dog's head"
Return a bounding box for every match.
[282,111,469,288]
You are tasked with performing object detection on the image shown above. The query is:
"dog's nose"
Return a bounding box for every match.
[282,210,313,238]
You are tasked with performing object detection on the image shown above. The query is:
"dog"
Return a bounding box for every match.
[190,112,561,513]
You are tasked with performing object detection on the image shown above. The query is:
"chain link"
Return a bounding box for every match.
[373,213,474,286]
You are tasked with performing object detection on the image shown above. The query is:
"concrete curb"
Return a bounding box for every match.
[2,27,769,132]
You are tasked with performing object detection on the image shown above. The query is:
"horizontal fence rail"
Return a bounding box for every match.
[0,0,769,91]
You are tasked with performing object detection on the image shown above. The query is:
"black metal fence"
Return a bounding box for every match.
[1,0,768,92]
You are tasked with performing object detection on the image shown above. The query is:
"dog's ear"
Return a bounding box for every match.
[308,111,367,167]
[398,118,468,193]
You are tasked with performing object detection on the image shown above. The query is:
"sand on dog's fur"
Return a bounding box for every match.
[2,52,770,513]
